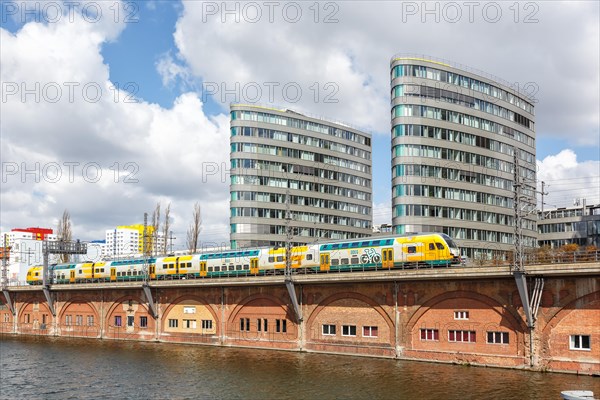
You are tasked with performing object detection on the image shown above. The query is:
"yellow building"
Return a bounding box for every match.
[105,225,165,258]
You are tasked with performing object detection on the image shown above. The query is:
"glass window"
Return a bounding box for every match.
[570,335,591,350]
[342,325,356,337]
[487,331,509,344]
[363,326,378,337]
[420,328,439,341]
[322,324,336,335]
[454,311,469,320]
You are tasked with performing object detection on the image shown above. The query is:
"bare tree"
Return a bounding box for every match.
[151,202,160,256]
[162,202,171,255]
[56,209,72,263]
[186,202,202,254]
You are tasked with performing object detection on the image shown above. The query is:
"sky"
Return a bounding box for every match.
[1,0,599,251]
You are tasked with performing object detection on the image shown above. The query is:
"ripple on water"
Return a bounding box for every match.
[1,336,598,400]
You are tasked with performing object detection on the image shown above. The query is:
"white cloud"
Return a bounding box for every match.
[1,0,598,253]
[0,7,231,248]
[372,202,392,226]
[536,150,600,208]
[156,52,193,88]
[172,1,599,147]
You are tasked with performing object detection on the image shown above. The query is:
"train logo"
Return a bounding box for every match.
[360,248,381,264]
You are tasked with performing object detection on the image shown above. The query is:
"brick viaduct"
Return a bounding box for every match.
[2,263,599,375]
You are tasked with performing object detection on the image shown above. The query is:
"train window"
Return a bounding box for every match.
[236,265,242,270]
[429,243,435,250]
[132,271,137,276]
[331,259,340,266]
[170,264,175,269]
[407,246,416,254]
[351,242,359,248]
[229,265,235,271]
[243,264,249,269]
[187,262,192,268]
[221,265,227,271]
[276,256,284,262]
[268,257,275,263]
[79,270,82,274]
[306,254,313,261]
[214,266,220,272]
[341,258,349,265]
[436,243,445,250]
[101,268,105,273]
[163,265,167,269]
[351,256,359,264]
[208,267,213,272]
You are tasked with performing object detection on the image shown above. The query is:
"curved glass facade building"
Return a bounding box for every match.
[230,104,373,249]
[390,56,537,259]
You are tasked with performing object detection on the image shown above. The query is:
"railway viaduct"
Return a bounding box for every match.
[2,263,599,375]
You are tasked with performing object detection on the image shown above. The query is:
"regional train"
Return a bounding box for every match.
[26,233,461,285]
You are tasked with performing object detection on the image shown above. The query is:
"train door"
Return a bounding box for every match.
[250,258,259,275]
[382,248,394,269]
[110,267,116,282]
[149,264,156,280]
[320,253,330,272]
[200,261,207,277]
[69,270,75,283]
[175,257,180,276]
[425,241,437,264]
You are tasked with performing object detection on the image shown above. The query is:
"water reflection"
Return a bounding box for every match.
[1,335,598,400]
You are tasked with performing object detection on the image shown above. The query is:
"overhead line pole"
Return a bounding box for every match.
[1,234,15,315]
[284,189,302,323]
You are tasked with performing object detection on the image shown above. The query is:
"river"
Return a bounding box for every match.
[1,335,598,399]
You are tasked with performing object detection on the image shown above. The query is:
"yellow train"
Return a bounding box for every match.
[26,233,461,284]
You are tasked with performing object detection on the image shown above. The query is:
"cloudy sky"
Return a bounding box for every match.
[1,0,598,250]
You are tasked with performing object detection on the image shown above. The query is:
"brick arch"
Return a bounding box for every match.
[227,292,291,325]
[162,294,220,333]
[406,290,526,333]
[17,298,52,320]
[57,297,101,337]
[541,290,600,336]
[104,294,151,334]
[0,297,12,332]
[58,297,100,321]
[16,297,53,334]
[305,291,395,342]
[104,295,148,317]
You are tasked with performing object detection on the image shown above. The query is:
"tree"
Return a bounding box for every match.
[186,202,202,254]
[558,243,579,262]
[162,202,171,255]
[151,202,160,256]
[534,245,553,264]
[56,209,72,263]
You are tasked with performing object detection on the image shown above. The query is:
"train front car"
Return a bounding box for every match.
[26,265,44,285]
[392,233,460,267]
[316,234,462,272]
[438,233,461,265]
